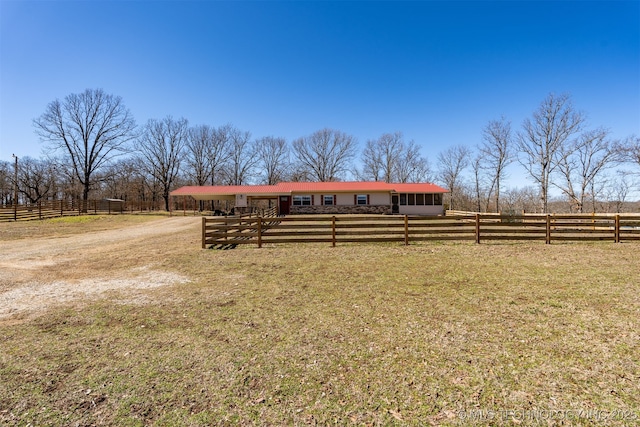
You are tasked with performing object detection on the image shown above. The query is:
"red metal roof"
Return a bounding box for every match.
[170,185,284,196]
[170,181,448,197]
[273,181,447,193]
[385,183,448,193]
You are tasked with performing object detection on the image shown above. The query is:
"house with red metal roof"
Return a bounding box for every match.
[170,181,448,215]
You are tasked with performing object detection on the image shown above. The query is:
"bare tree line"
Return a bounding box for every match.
[433,94,639,213]
[1,89,639,213]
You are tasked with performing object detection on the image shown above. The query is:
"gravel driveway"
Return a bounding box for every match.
[0,217,201,320]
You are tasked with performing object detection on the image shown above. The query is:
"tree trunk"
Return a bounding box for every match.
[82,182,90,213]
[163,189,170,212]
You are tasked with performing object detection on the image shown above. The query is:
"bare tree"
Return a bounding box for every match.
[437,145,471,210]
[292,128,357,182]
[517,93,584,213]
[204,124,233,186]
[100,158,146,203]
[617,135,640,180]
[622,135,640,165]
[16,157,55,204]
[223,127,257,185]
[137,116,189,211]
[481,117,513,212]
[471,152,486,212]
[288,164,314,182]
[394,139,432,183]
[0,161,11,206]
[256,136,289,185]
[554,128,617,213]
[134,163,163,210]
[49,156,83,205]
[502,186,542,213]
[606,171,634,213]
[455,182,479,212]
[359,132,404,182]
[33,89,137,206]
[359,132,431,183]
[186,124,232,210]
[186,125,214,186]
[359,139,384,182]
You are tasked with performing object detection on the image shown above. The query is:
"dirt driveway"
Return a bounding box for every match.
[0,217,201,320]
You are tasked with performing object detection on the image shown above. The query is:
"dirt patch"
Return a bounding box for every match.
[0,217,200,319]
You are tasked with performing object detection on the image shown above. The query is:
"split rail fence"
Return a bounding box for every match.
[202,212,640,248]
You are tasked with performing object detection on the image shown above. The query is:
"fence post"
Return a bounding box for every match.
[202,217,206,249]
[404,215,409,245]
[615,214,620,243]
[546,214,551,244]
[475,214,480,244]
[332,216,336,247]
[257,217,262,248]
[38,201,42,219]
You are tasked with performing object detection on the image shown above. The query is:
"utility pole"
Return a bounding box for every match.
[12,154,18,221]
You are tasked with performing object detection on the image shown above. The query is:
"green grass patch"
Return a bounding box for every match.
[1,234,639,425]
[48,215,103,224]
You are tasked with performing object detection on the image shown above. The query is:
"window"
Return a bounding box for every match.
[293,195,311,206]
[323,195,334,205]
[434,193,442,205]
[416,194,424,205]
[425,193,433,205]
[356,194,368,205]
[408,193,415,205]
[399,194,407,205]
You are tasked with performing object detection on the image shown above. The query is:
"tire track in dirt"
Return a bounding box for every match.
[0,217,201,319]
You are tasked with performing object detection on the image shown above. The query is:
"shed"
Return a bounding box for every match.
[99,198,125,213]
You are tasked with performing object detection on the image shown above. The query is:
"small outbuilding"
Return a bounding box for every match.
[99,198,125,213]
[170,181,448,216]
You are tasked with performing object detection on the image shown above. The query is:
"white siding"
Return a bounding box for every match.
[399,205,444,215]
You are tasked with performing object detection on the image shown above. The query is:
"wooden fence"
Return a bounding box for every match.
[0,199,133,222]
[201,207,279,248]
[0,199,280,223]
[202,213,640,248]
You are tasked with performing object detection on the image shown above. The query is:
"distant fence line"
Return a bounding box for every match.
[0,199,279,222]
[202,212,640,248]
[0,199,164,222]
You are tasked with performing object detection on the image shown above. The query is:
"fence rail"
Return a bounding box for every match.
[0,200,280,223]
[201,207,279,248]
[0,199,145,222]
[202,213,640,248]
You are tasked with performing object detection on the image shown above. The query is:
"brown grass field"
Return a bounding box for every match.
[0,215,639,426]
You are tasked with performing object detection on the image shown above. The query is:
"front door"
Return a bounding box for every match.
[279,196,290,215]
[391,194,399,214]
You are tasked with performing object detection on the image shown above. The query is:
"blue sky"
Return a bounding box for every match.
[1,1,638,187]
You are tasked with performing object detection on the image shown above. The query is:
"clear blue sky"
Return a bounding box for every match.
[1,0,638,186]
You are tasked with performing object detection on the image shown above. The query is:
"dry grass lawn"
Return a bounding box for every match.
[0,215,638,426]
